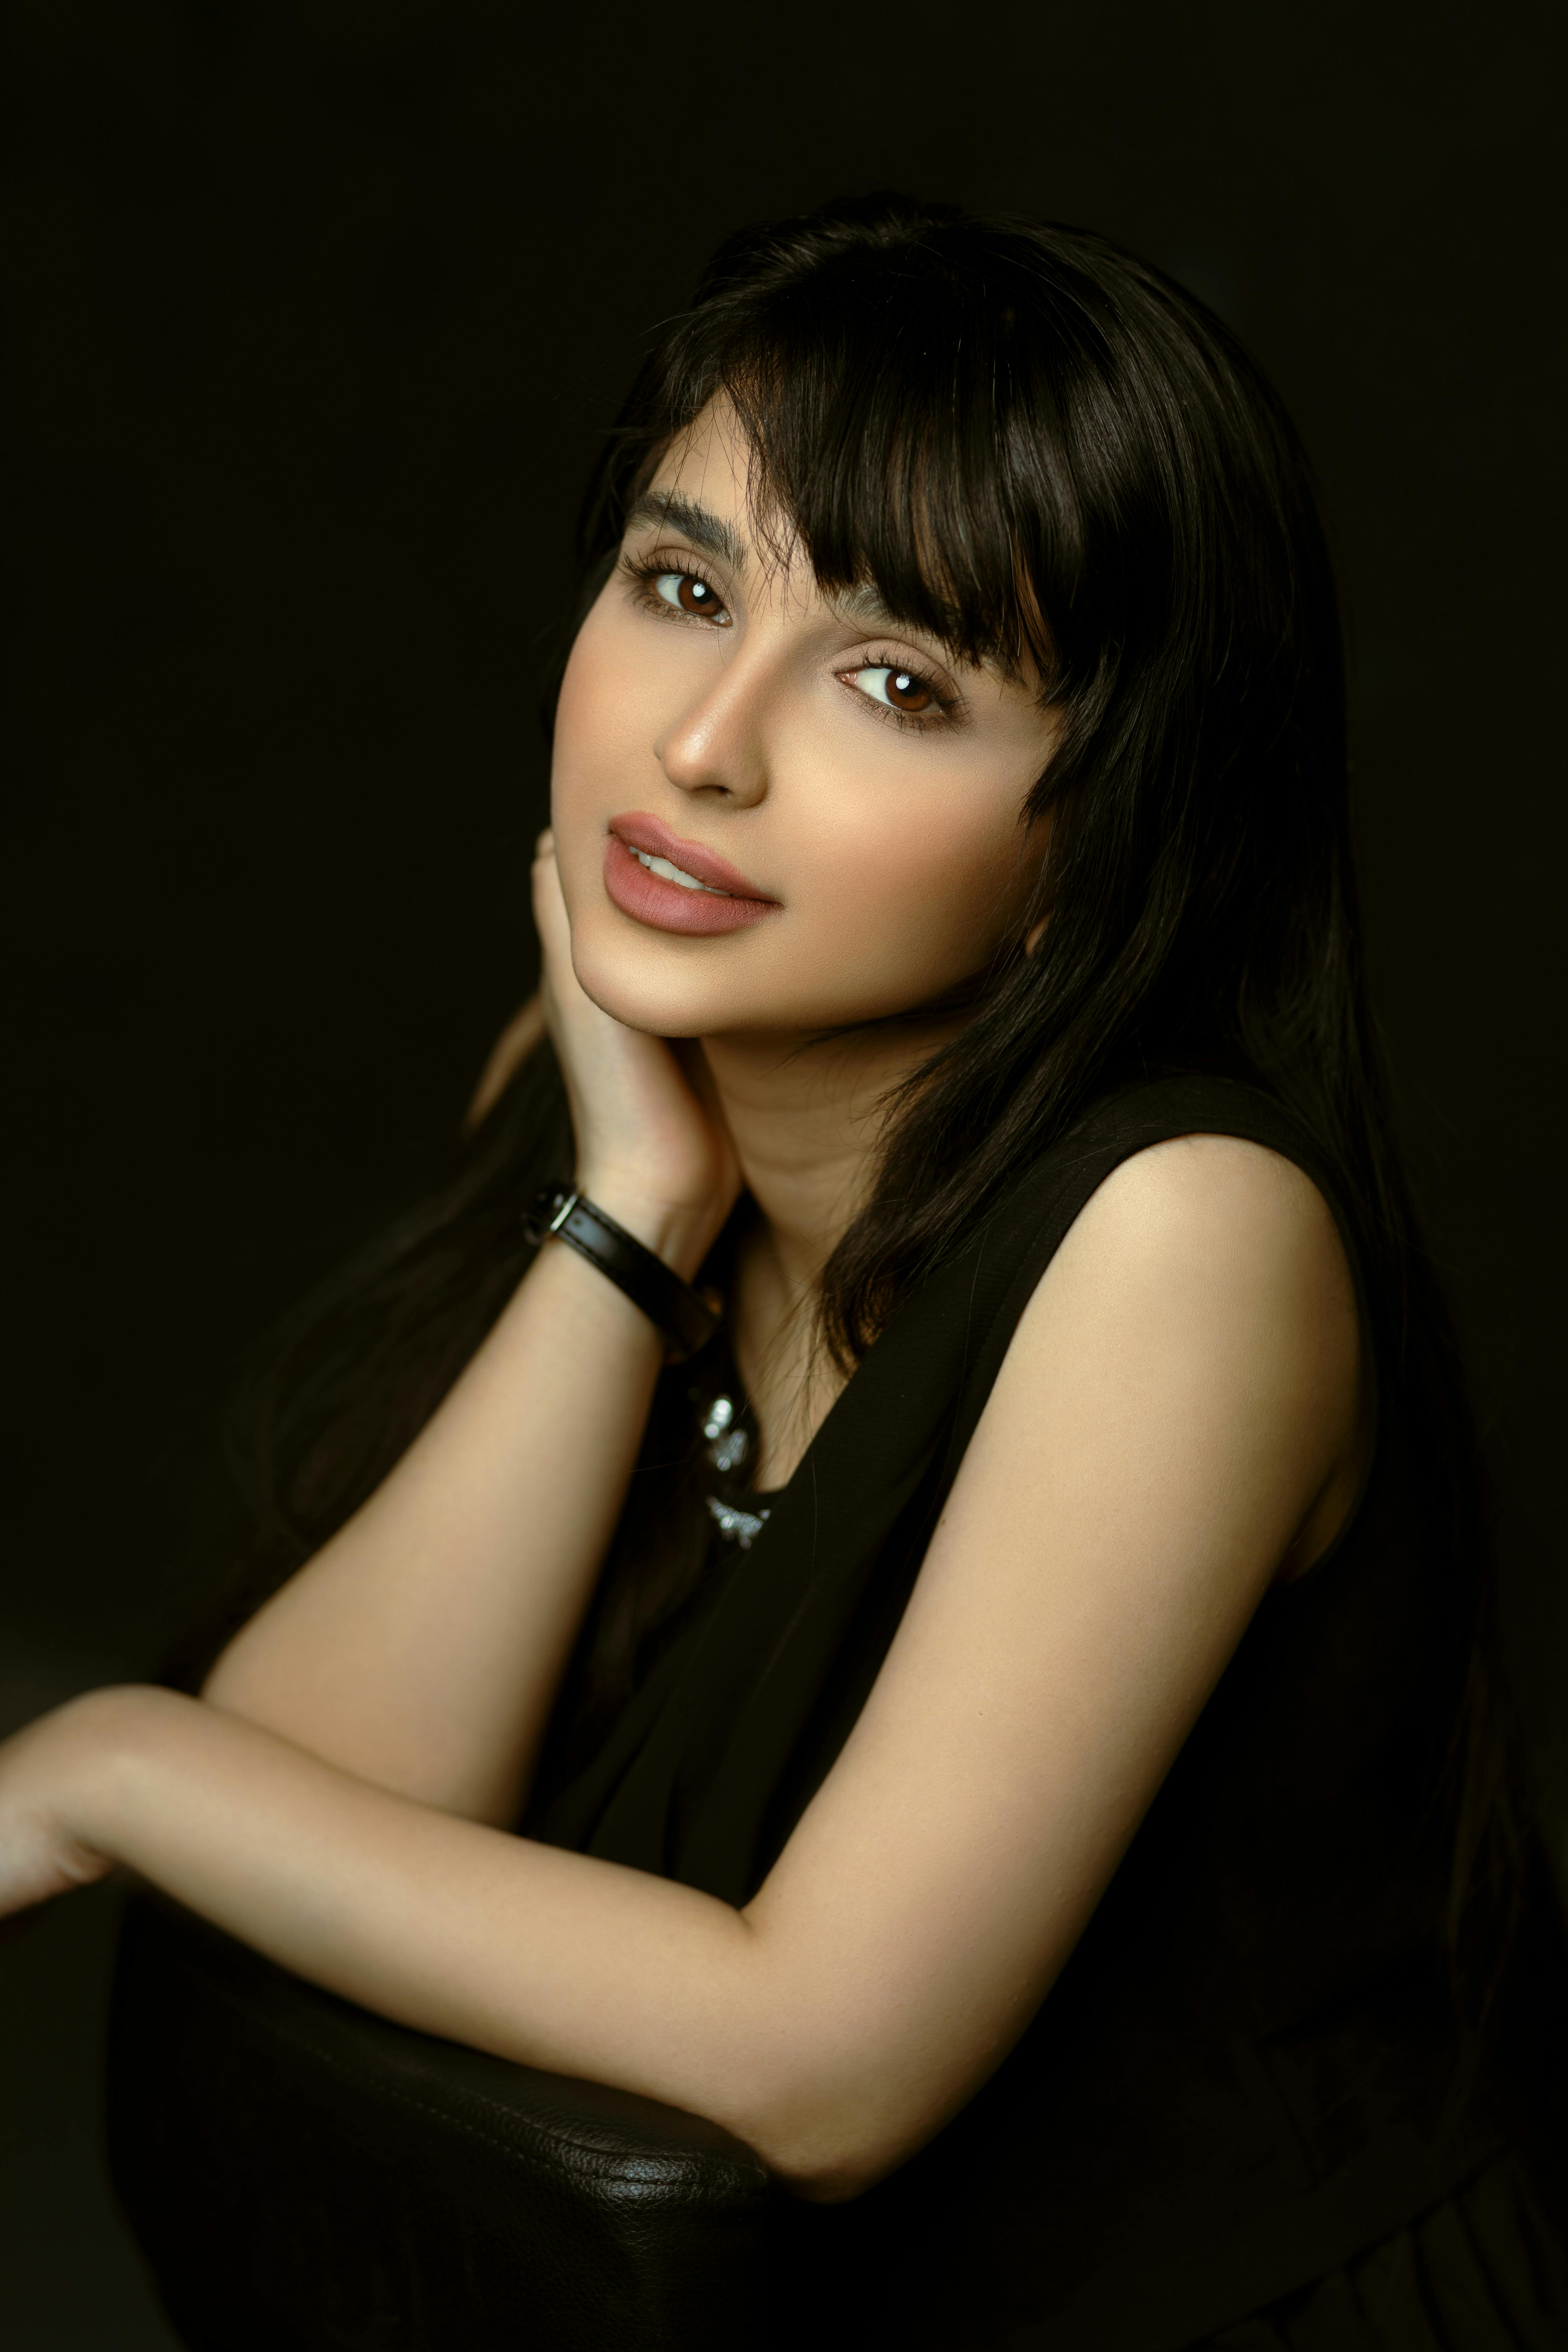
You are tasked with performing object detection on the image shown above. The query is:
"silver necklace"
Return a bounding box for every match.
[698,1393,772,1550]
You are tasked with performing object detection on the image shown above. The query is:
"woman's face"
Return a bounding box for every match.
[551,400,1059,1040]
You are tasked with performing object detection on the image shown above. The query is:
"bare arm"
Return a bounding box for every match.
[1,1134,1363,2199]
[201,837,739,1825]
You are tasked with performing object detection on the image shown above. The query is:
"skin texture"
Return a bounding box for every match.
[0,402,1366,2201]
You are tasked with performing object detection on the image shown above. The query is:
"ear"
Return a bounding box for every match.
[1024,918,1049,957]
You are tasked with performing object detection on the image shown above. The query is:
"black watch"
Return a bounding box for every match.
[524,1186,721,1362]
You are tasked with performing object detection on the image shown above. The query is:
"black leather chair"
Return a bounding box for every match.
[106,1891,772,2351]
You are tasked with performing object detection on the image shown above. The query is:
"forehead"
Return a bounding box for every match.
[645,398,754,506]
[634,400,803,575]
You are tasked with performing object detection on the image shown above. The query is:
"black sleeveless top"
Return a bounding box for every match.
[525,1074,1562,2349]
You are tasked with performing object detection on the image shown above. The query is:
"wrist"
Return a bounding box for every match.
[570,1171,730,1285]
[49,1684,193,1866]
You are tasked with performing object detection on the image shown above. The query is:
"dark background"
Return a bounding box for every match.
[2,2,1563,2342]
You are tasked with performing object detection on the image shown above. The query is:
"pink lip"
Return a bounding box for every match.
[610,812,772,898]
[603,812,780,938]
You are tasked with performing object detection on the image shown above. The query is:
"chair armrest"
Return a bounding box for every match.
[106,1889,771,2352]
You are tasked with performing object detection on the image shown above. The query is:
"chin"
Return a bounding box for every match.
[567,915,744,1039]
[564,876,986,1042]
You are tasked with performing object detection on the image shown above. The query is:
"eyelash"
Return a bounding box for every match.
[620,549,729,625]
[618,551,959,734]
[851,647,959,733]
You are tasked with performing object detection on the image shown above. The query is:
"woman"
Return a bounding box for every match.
[3,194,1564,2347]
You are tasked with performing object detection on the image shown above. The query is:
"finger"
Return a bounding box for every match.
[532,841,572,939]
[530,846,580,1022]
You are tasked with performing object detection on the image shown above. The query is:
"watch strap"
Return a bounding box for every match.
[524,1186,721,1363]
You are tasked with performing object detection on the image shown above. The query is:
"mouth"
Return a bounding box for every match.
[603,812,780,938]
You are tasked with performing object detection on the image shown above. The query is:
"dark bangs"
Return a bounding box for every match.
[578,192,1333,826]
[577,199,1091,690]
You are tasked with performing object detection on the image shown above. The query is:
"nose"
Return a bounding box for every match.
[653,652,770,808]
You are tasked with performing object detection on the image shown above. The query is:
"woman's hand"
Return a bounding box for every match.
[532,829,741,1278]
[0,1692,120,1927]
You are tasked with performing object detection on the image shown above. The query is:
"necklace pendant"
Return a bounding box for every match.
[706,1495,771,1550]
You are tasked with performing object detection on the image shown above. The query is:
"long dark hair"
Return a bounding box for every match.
[205,194,1526,2010]
[577,195,1378,1362]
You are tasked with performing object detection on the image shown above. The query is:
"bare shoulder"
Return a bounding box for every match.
[1061,1129,1349,1282]
[997,1129,1366,1581]
[1038,1130,1357,1363]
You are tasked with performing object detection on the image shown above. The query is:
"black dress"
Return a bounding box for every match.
[524,1073,1568,2350]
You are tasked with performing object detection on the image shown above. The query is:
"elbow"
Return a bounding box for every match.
[773,2154,887,2207]
[708,1951,940,2203]
[197,1649,277,1724]
[752,2120,903,2206]
[197,1618,274,1712]
[729,2075,916,2206]
[195,1654,233,1707]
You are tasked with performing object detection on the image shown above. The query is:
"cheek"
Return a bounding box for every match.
[549,612,658,901]
[798,766,1035,978]
[552,615,644,803]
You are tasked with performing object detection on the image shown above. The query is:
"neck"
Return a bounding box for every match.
[692,1018,955,1304]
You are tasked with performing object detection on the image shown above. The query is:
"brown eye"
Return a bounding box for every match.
[850,664,940,716]
[653,569,726,620]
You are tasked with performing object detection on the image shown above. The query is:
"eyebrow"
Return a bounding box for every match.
[832,579,902,631]
[621,492,748,572]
